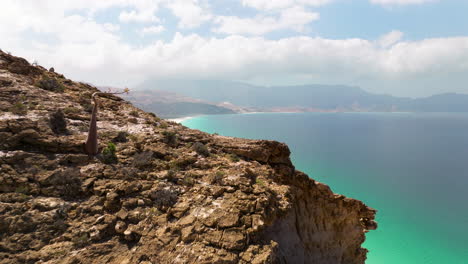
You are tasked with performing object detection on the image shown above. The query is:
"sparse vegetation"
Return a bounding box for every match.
[101,142,118,164]
[35,75,65,92]
[112,131,128,143]
[210,170,225,184]
[193,142,210,157]
[148,112,161,122]
[169,156,197,170]
[162,130,177,146]
[128,117,138,124]
[183,174,195,186]
[132,151,154,168]
[63,107,81,114]
[9,102,28,115]
[150,189,178,209]
[129,110,139,117]
[83,103,93,113]
[256,178,265,186]
[165,169,178,183]
[49,109,67,134]
[147,207,161,217]
[128,134,139,142]
[72,233,89,247]
[227,153,240,162]
[145,119,154,125]
[15,185,29,194]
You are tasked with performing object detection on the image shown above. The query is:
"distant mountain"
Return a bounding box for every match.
[137,79,468,113]
[402,93,468,112]
[120,89,236,118]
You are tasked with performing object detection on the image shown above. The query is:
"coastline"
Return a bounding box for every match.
[167,116,199,123]
[166,111,466,124]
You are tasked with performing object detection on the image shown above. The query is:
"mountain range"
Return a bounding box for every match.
[134,79,468,117]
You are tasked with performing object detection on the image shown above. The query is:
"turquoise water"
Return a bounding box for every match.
[182,112,468,264]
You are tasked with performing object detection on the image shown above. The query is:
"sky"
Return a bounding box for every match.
[0,0,467,97]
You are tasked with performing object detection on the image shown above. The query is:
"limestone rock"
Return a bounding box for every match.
[0,50,377,264]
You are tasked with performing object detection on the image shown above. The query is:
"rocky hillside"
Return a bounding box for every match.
[0,50,377,264]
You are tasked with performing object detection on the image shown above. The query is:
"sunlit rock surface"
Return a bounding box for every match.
[0,50,376,264]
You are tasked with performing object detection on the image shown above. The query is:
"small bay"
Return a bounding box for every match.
[182,112,468,264]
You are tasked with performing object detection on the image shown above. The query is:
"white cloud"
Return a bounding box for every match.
[378,30,404,48]
[214,6,319,35]
[103,23,121,32]
[241,0,334,10]
[119,9,159,23]
[141,25,165,35]
[370,0,437,5]
[0,1,467,97]
[166,0,212,28]
[6,31,467,96]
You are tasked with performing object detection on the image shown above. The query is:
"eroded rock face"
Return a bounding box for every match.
[0,50,377,264]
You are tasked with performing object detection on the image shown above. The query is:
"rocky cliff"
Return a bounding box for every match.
[0,50,377,264]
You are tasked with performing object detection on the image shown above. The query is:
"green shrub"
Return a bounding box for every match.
[149,112,161,121]
[228,153,240,162]
[9,102,27,115]
[15,185,29,194]
[162,131,177,146]
[35,75,65,92]
[210,170,225,184]
[63,107,81,114]
[102,142,118,164]
[129,110,139,117]
[83,103,93,113]
[193,142,210,157]
[256,178,265,186]
[183,174,195,187]
[128,134,139,142]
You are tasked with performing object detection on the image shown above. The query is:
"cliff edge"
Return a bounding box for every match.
[0,50,377,264]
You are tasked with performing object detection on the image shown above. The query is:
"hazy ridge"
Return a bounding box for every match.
[137,79,468,116]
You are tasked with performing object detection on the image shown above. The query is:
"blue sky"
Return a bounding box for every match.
[1,0,467,97]
[315,0,468,40]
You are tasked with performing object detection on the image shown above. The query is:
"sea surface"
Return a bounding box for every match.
[182,112,468,264]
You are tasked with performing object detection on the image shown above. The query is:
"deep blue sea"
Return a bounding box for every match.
[182,112,468,264]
